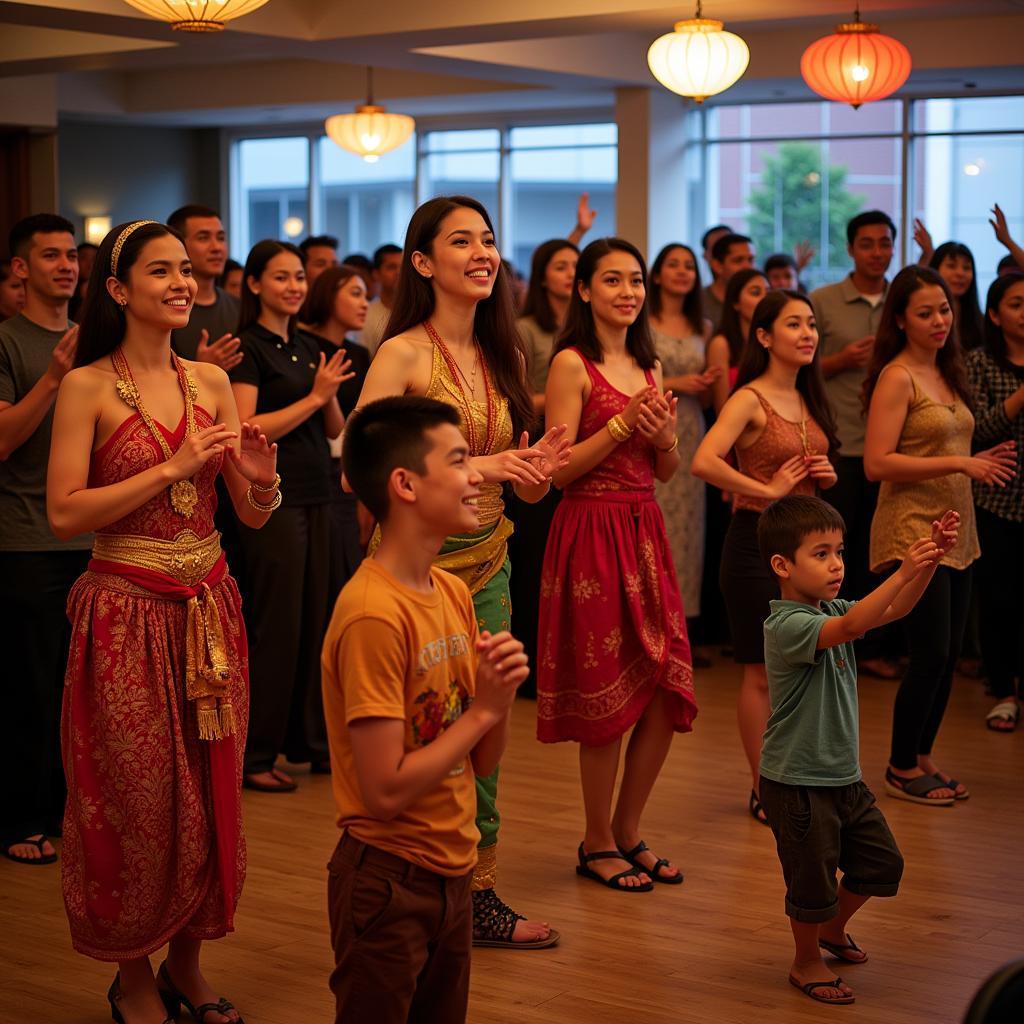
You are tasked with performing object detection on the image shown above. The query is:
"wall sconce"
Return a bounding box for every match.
[84,217,111,245]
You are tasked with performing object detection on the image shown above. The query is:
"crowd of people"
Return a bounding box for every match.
[1,187,1022,1023]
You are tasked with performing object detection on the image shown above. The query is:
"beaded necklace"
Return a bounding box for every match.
[112,347,200,517]
[424,320,498,455]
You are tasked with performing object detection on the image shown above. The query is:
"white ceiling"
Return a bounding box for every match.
[2,0,1024,128]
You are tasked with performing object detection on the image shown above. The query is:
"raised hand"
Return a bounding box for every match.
[516,425,571,479]
[765,454,810,498]
[990,203,1014,249]
[805,453,838,488]
[636,389,677,449]
[931,509,960,556]
[575,192,597,235]
[167,422,237,480]
[195,330,243,371]
[793,240,816,272]
[311,350,354,406]
[897,536,942,581]
[45,325,79,384]
[227,421,278,484]
[913,218,934,260]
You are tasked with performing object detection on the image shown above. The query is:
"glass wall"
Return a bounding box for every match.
[234,137,310,259]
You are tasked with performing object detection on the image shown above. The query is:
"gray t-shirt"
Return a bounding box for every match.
[0,314,92,552]
[518,314,557,395]
[702,284,724,333]
[760,598,860,787]
[171,287,240,360]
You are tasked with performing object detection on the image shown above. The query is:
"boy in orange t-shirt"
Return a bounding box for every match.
[321,396,529,1024]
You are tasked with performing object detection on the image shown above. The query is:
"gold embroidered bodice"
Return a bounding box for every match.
[425,342,513,527]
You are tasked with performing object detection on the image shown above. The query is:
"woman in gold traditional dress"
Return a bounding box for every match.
[355,196,568,949]
[47,221,280,1024]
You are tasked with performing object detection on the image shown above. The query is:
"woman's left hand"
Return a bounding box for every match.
[636,390,677,450]
[516,424,572,479]
[805,453,837,488]
[228,422,279,485]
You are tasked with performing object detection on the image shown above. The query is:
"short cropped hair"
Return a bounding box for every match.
[9,214,75,259]
[167,205,220,237]
[300,234,338,254]
[758,495,847,568]
[711,232,753,263]
[701,224,731,250]
[846,210,897,246]
[997,254,1019,274]
[373,243,402,268]
[342,253,374,276]
[342,396,462,520]
[764,252,797,274]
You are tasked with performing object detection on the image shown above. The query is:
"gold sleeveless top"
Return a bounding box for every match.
[425,342,513,527]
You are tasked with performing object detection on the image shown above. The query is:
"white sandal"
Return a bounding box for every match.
[986,700,1019,732]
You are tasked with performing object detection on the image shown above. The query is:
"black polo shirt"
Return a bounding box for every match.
[230,322,332,506]
[306,333,371,418]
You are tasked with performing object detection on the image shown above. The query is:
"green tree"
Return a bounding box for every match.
[747,142,863,275]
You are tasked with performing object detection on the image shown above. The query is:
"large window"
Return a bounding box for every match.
[694,95,1024,295]
[230,121,617,270]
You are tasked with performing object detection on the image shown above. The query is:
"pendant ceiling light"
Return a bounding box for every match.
[325,68,415,164]
[122,0,272,32]
[647,2,750,104]
[801,5,912,109]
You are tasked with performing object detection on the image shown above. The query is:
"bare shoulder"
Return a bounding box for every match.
[185,359,230,391]
[376,329,430,368]
[875,361,915,399]
[549,347,586,377]
[60,362,109,400]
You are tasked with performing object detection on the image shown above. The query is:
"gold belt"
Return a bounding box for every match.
[92,529,222,586]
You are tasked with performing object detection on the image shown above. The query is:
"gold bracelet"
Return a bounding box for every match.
[657,436,680,454]
[606,414,633,443]
[251,472,281,495]
[246,484,282,512]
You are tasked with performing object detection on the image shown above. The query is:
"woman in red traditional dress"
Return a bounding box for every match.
[47,221,279,1024]
[537,237,698,892]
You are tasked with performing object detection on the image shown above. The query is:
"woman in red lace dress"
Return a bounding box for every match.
[47,221,279,1024]
[537,238,698,892]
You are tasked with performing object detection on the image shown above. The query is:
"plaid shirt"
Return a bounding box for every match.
[967,348,1024,522]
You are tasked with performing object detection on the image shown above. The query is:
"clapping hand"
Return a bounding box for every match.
[516,425,571,479]
[805,453,837,488]
[636,389,678,450]
[227,421,278,485]
[897,536,943,582]
[931,509,960,557]
[195,330,244,371]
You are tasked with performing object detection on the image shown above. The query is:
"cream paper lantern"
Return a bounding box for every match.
[648,2,750,103]
[325,69,415,164]
[122,0,272,32]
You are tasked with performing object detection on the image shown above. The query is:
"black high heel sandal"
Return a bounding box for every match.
[107,974,173,1024]
[157,961,245,1024]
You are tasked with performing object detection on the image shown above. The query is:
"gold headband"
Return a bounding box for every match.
[110,220,157,277]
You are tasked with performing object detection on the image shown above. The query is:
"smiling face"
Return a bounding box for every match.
[989,278,1024,346]
[771,528,845,605]
[713,241,756,285]
[580,250,645,333]
[757,297,818,369]
[543,246,578,302]
[413,206,499,303]
[897,283,953,353]
[735,274,769,325]
[937,253,973,299]
[332,273,369,332]
[655,246,697,298]
[108,233,196,331]
[180,215,227,281]
[15,230,79,304]
[403,422,484,535]
[248,250,307,319]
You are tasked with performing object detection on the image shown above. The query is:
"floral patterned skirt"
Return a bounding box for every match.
[536,491,698,745]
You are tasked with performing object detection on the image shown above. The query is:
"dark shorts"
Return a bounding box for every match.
[327,832,473,1024]
[720,509,778,663]
[759,776,904,923]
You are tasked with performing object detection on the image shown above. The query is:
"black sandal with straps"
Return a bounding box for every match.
[157,961,244,1024]
[471,888,560,949]
[618,840,683,885]
[575,842,653,892]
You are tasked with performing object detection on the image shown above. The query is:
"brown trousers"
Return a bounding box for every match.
[327,831,473,1024]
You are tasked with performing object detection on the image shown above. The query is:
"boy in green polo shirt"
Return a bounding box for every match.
[756,496,960,1007]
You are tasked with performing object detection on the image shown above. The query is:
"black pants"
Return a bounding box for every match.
[0,549,90,842]
[890,565,972,769]
[327,463,364,614]
[828,456,896,662]
[975,506,1024,700]
[237,503,331,774]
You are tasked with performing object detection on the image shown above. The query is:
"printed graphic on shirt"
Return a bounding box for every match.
[411,678,472,775]
[415,631,471,675]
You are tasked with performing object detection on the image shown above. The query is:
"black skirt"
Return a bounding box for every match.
[719,509,778,664]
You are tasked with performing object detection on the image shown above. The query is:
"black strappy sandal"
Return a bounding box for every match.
[107,974,172,1024]
[157,961,244,1024]
[617,840,683,885]
[471,888,560,949]
[749,790,770,826]
[575,842,653,892]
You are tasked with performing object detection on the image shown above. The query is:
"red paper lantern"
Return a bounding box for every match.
[801,10,912,109]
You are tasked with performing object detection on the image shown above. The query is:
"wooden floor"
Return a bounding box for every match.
[4,655,1023,1023]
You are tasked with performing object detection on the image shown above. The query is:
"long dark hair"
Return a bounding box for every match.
[983,271,1024,371]
[735,290,839,455]
[929,241,983,351]
[305,263,370,331]
[717,268,768,367]
[521,238,579,334]
[863,265,972,413]
[384,195,533,438]
[648,243,704,329]
[75,221,184,367]
[237,239,305,336]
[554,237,657,370]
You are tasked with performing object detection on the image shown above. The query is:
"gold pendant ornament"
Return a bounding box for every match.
[171,479,200,517]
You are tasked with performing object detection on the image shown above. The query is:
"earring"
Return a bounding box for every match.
[118,299,127,308]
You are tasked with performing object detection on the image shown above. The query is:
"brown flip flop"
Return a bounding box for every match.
[789,975,855,1005]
